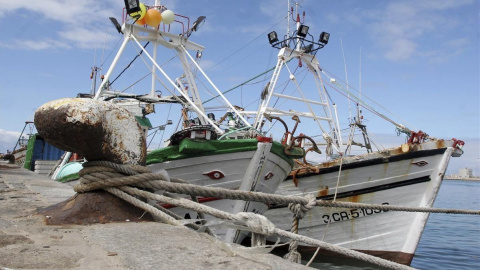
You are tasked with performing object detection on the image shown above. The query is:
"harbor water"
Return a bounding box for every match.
[306,180,480,269]
[411,180,480,270]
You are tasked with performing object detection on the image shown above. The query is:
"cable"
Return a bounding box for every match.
[110,42,150,86]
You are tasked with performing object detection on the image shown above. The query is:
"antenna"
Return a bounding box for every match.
[101,24,108,68]
[340,38,351,119]
[359,47,362,100]
[287,0,290,38]
[90,44,98,96]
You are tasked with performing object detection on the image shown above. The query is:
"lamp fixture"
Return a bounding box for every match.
[186,16,206,37]
[319,31,330,44]
[124,0,141,17]
[109,17,122,34]
[192,16,206,32]
[268,31,279,44]
[297,25,309,38]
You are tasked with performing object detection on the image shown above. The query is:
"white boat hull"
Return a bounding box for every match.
[263,140,459,265]
[148,141,292,243]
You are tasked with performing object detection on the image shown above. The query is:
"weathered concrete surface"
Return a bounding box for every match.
[0,162,312,270]
[34,98,146,165]
[39,191,155,225]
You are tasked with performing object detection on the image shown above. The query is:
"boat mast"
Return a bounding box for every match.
[95,9,254,135]
[295,2,301,52]
[149,0,161,100]
[254,2,342,155]
[344,47,373,154]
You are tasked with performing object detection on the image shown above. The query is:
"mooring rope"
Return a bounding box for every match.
[76,171,479,216]
[314,200,480,215]
[72,161,479,270]
[75,165,411,270]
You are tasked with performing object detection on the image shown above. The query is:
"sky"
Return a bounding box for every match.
[0,0,478,175]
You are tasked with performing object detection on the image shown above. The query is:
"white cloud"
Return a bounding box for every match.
[0,129,21,154]
[384,38,417,61]
[58,26,117,49]
[0,0,122,51]
[0,39,70,50]
[366,0,474,62]
[0,0,120,23]
[417,0,475,10]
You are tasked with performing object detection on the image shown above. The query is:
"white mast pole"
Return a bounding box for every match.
[181,45,252,127]
[150,0,160,98]
[359,47,362,101]
[295,2,300,51]
[130,35,224,134]
[287,0,290,38]
[94,36,130,99]
[341,38,351,120]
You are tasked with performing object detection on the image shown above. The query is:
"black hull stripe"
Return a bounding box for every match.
[269,175,431,209]
[290,147,447,179]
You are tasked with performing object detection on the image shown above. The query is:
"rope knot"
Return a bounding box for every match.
[234,212,276,236]
[288,194,316,219]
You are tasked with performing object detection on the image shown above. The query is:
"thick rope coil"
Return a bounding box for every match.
[82,160,151,175]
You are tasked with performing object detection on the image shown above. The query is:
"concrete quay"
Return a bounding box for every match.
[0,162,311,270]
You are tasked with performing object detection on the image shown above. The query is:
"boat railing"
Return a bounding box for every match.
[121,6,191,36]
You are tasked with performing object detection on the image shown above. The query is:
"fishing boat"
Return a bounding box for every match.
[2,121,64,175]
[230,3,466,265]
[81,0,304,243]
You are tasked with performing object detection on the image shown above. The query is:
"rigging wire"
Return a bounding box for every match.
[110,42,150,86]
[100,35,124,68]
[120,72,152,93]
[129,40,189,107]
[340,38,352,120]
[158,103,173,147]
[205,14,290,74]
[321,67,416,131]
[202,61,290,105]
[323,78,403,131]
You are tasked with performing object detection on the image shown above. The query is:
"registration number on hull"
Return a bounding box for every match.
[322,202,390,223]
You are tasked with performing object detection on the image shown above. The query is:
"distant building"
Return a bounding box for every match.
[457,167,473,178]
[446,167,479,181]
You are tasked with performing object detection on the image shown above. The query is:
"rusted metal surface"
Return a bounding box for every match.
[435,139,446,149]
[34,98,146,165]
[37,191,154,225]
[317,186,328,197]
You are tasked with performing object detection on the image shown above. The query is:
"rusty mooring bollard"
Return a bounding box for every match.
[34,98,153,224]
[34,98,146,165]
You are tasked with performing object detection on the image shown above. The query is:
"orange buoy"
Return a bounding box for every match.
[145,9,162,28]
[136,17,146,25]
